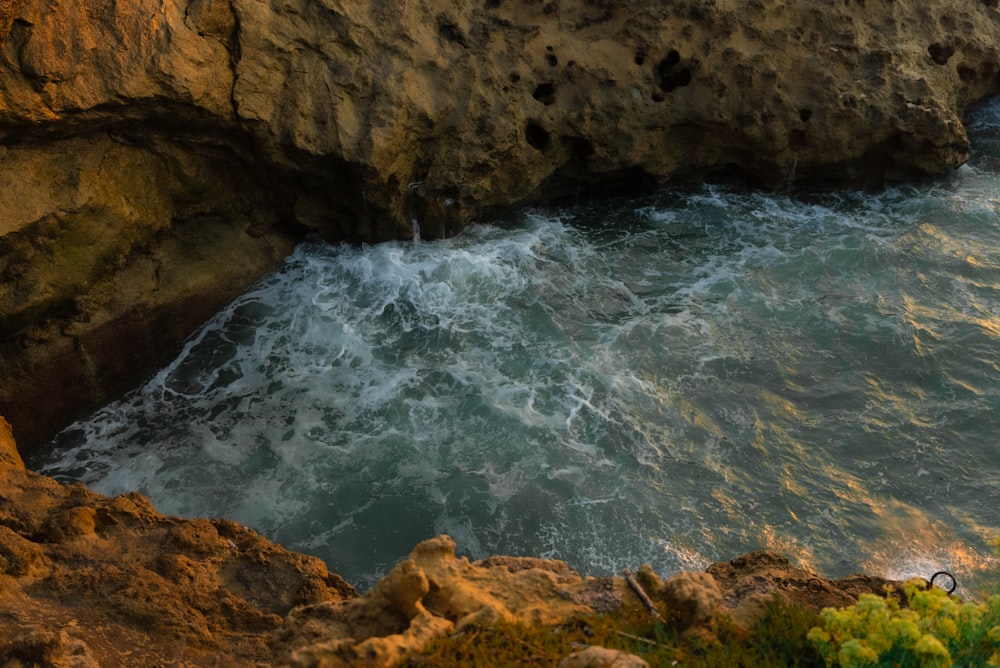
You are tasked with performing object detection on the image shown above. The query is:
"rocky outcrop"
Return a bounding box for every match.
[0,134,301,449]
[0,416,357,666]
[3,0,1000,449]
[0,417,905,666]
[274,534,628,666]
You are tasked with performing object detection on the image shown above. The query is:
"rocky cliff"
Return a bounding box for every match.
[0,417,900,666]
[3,0,1000,449]
[0,3,998,660]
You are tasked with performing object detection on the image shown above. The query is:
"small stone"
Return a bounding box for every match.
[558,645,649,668]
[660,571,722,628]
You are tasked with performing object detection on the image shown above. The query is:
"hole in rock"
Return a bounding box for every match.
[525,122,551,151]
[655,50,691,93]
[658,68,691,92]
[799,108,812,122]
[509,73,521,83]
[485,0,501,7]
[437,20,468,47]
[546,53,558,67]
[634,53,646,66]
[957,64,978,82]
[928,42,954,65]
[532,83,556,105]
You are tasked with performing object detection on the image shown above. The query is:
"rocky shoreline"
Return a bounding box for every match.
[4,0,1000,448]
[1,416,900,666]
[2,0,1000,663]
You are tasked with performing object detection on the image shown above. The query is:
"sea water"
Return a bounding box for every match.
[32,101,1000,594]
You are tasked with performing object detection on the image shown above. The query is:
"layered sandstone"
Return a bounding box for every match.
[3,0,1000,448]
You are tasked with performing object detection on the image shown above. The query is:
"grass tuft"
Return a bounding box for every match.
[406,595,824,667]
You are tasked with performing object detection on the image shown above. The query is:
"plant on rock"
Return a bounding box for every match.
[808,541,1000,668]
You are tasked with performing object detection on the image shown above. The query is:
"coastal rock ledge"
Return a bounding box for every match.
[3,0,1000,447]
[0,417,898,666]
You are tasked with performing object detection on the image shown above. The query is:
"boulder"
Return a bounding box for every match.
[660,570,724,628]
[558,645,650,668]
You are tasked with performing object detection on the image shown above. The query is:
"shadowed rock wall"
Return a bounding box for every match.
[2,0,1000,448]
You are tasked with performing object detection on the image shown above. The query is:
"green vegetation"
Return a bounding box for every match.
[808,581,1000,667]
[809,539,1000,667]
[408,542,1000,666]
[407,596,825,667]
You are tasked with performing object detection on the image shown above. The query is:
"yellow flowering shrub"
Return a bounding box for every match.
[808,541,1000,667]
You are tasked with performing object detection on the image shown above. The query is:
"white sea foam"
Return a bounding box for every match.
[32,100,1000,589]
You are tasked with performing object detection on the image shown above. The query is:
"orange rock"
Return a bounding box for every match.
[0,417,23,470]
[0,419,356,665]
[276,535,625,666]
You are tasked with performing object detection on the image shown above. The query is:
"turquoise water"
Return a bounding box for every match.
[33,101,1000,593]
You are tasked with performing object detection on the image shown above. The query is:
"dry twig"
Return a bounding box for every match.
[623,568,665,623]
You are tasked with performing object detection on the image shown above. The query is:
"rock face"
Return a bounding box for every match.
[274,534,627,666]
[0,418,906,666]
[0,416,357,666]
[3,0,1000,449]
[0,3,993,658]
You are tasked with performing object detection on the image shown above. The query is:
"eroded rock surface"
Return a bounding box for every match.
[0,134,300,449]
[274,534,632,666]
[0,416,356,666]
[3,0,1000,448]
[707,550,900,628]
[1,416,912,666]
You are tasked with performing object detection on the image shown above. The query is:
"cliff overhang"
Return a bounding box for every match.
[2,0,1000,459]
